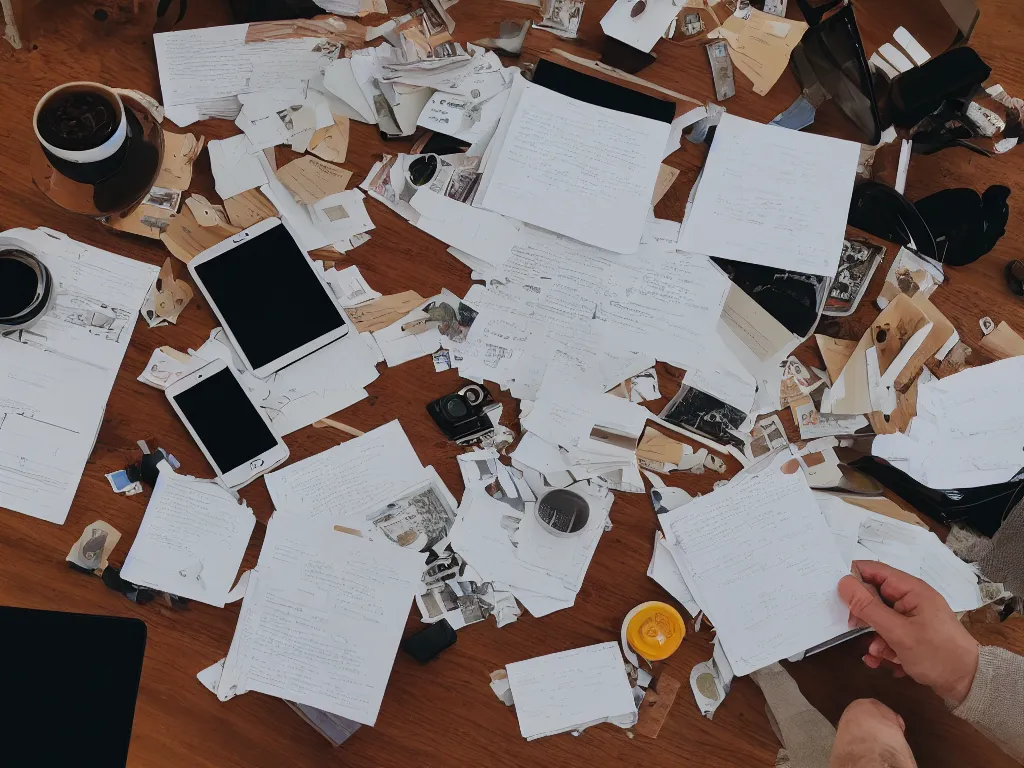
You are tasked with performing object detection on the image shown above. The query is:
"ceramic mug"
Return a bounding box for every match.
[33,82,131,184]
[535,488,591,538]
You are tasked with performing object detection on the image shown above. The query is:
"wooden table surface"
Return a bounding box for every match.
[2,0,1024,766]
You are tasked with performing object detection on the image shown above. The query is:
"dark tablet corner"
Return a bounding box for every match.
[532,58,677,124]
[0,607,147,768]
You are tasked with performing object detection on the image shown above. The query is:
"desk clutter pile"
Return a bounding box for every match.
[6,0,1024,750]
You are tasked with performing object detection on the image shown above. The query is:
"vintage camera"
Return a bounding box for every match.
[427,384,497,445]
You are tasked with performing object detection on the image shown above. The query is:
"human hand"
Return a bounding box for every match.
[830,698,917,768]
[837,560,979,704]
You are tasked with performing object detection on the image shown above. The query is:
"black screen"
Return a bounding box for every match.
[172,368,279,474]
[0,607,146,767]
[193,222,345,369]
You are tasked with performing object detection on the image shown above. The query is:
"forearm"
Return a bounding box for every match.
[948,645,1024,762]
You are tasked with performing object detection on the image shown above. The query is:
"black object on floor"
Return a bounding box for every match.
[915,185,1010,266]
[0,606,147,767]
[403,619,457,663]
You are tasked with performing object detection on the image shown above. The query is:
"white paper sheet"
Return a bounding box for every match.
[216,516,424,725]
[0,228,158,524]
[208,135,269,200]
[505,642,637,740]
[647,532,701,617]
[121,466,255,606]
[677,113,860,276]
[475,78,670,254]
[661,451,850,675]
[872,356,1024,489]
[600,0,687,53]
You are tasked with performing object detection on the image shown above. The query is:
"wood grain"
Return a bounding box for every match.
[2,1,1023,766]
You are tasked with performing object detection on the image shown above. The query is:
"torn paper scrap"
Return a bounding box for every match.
[277,155,354,205]
[876,247,944,309]
[138,346,203,390]
[208,134,269,200]
[156,131,205,191]
[67,521,121,573]
[308,114,351,163]
[223,188,279,230]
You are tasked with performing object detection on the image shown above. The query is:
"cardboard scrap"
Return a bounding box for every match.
[277,156,354,205]
[107,203,172,240]
[152,257,193,322]
[308,114,351,164]
[185,193,234,229]
[868,374,918,435]
[156,131,205,191]
[713,9,807,96]
[223,188,279,230]
[637,427,686,466]
[652,164,680,206]
[980,320,1024,360]
[161,203,241,264]
[346,291,426,333]
[243,17,368,48]
[815,335,858,384]
[635,673,681,738]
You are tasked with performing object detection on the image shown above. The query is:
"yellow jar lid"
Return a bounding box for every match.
[626,601,685,661]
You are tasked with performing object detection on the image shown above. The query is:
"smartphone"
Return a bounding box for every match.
[187,217,348,378]
[165,359,289,489]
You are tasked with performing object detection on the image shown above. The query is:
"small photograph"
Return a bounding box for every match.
[455,581,495,624]
[660,384,748,449]
[682,12,705,36]
[143,186,183,213]
[419,589,445,619]
[824,239,885,317]
[744,415,788,461]
[367,482,457,553]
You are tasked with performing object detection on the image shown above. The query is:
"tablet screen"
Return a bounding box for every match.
[193,222,345,369]
[1,607,146,766]
[171,368,279,473]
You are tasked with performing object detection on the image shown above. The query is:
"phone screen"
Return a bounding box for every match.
[171,368,279,474]
[193,222,345,369]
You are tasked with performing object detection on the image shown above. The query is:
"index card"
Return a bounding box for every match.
[678,113,860,277]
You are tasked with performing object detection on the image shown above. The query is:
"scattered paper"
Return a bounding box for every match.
[276,156,354,205]
[504,642,637,740]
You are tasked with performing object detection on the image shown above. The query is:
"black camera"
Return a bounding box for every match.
[426,384,497,445]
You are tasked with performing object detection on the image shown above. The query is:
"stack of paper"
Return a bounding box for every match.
[0,227,158,525]
[504,642,638,739]
[659,451,850,675]
[817,493,985,613]
[121,464,255,607]
[215,514,423,725]
[872,356,1024,489]
[449,475,612,617]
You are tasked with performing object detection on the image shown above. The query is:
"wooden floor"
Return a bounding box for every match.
[2,0,1024,765]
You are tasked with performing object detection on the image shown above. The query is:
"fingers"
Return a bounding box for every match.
[838,575,909,645]
[851,560,921,603]
[868,635,900,664]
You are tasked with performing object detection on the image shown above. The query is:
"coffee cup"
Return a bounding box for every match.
[33,82,131,184]
[535,488,591,537]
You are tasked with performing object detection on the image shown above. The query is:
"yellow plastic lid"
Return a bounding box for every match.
[626,601,685,661]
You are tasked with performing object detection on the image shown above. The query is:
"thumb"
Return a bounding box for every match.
[838,575,908,643]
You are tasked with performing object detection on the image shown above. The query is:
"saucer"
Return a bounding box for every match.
[31,92,164,218]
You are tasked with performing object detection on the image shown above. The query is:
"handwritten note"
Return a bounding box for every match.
[505,642,637,739]
[121,467,255,606]
[476,80,670,254]
[678,113,860,277]
[661,451,849,675]
[217,516,424,725]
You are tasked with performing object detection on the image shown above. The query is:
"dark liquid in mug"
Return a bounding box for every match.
[0,252,40,318]
[37,88,120,152]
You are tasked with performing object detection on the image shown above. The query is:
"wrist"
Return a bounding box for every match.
[936,641,979,705]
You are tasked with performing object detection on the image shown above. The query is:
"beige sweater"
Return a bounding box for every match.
[948,645,1024,763]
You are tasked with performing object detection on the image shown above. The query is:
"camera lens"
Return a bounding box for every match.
[443,396,469,419]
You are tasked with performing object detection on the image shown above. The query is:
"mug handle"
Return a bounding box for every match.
[111,88,165,123]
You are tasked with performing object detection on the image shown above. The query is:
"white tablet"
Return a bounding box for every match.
[188,218,348,378]
[165,359,289,489]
